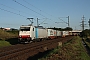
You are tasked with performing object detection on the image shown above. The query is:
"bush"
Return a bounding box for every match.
[81,29,90,38]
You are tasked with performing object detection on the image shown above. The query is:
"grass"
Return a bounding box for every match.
[38,36,90,60]
[77,37,90,60]
[6,30,18,35]
[0,38,18,48]
[0,40,11,48]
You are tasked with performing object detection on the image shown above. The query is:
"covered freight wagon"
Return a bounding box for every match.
[56,30,62,37]
[47,29,57,39]
[61,31,69,37]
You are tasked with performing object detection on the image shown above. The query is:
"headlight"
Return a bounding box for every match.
[19,35,21,37]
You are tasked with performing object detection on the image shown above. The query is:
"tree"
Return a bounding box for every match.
[81,29,90,38]
[64,27,73,31]
[48,27,73,31]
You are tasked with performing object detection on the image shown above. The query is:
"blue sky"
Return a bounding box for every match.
[0,0,90,30]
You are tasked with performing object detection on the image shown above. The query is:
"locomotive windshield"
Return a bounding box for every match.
[20,27,30,31]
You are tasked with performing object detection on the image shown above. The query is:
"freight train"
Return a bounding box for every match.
[18,25,70,43]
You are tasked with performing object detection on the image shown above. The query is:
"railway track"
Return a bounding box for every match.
[0,36,73,60]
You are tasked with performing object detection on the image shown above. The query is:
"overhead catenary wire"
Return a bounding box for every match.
[12,0,56,26]
[58,18,68,24]
[22,0,53,17]
[0,2,47,26]
[0,3,38,17]
[12,0,46,18]
[22,0,58,22]
[13,0,57,23]
[0,8,27,18]
[0,0,60,28]
[23,0,41,11]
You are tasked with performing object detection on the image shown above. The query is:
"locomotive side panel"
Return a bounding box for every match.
[37,28,48,38]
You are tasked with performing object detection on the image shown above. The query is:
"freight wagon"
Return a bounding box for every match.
[47,29,57,39]
[61,31,69,37]
[56,30,62,37]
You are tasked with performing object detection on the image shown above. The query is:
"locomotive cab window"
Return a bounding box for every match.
[33,28,34,31]
[20,27,30,31]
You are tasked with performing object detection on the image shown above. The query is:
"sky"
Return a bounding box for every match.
[0,0,90,30]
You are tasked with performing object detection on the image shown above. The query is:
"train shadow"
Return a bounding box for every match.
[5,38,18,45]
[27,50,52,60]
[82,38,90,56]
[0,38,2,40]
[86,38,90,43]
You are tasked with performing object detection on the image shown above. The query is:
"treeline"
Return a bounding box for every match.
[0,27,19,35]
[48,27,73,31]
[81,29,90,38]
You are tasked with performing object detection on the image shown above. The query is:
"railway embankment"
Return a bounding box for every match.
[38,36,90,60]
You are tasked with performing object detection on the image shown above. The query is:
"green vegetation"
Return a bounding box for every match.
[0,29,18,40]
[0,29,18,47]
[38,36,90,60]
[81,29,90,38]
[48,27,73,31]
[81,29,90,50]
[85,38,90,49]
[0,40,11,48]
[6,30,19,35]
